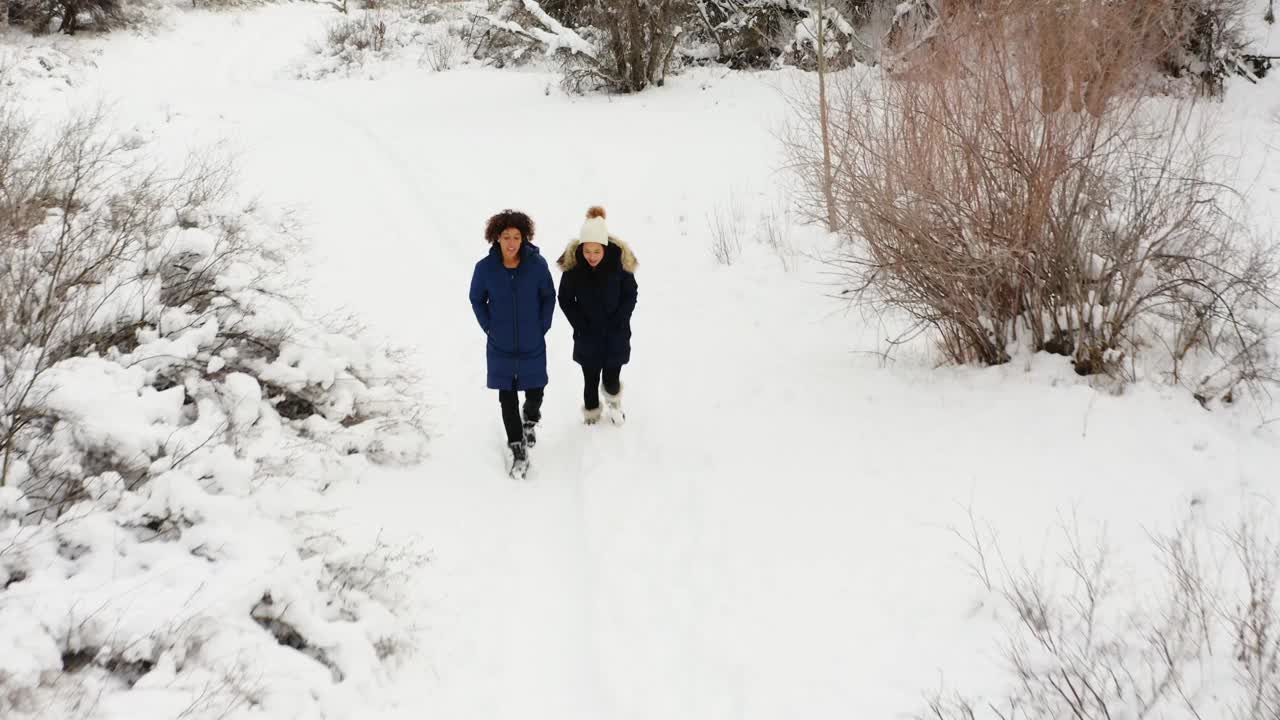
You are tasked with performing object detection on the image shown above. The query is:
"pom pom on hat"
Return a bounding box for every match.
[579,206,610,246]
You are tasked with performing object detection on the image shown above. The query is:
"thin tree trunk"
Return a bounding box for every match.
[1,437,12,488]
[815,0,839,232]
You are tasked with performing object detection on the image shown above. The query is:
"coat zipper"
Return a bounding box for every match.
[510,263,520,389]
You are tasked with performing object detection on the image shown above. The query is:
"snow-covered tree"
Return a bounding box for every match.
[562,0,691,92]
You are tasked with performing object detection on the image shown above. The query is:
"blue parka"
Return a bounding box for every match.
[469,242,556,390]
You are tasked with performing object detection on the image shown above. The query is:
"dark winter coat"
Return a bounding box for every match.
[469,242,557,390]
[556,238,639,369]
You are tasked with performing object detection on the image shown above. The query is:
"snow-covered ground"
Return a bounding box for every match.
[9,4,1280,719]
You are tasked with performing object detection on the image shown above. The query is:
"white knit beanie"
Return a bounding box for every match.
[578,206,610,246]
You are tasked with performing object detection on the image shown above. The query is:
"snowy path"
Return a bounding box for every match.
[33,6,1280,719]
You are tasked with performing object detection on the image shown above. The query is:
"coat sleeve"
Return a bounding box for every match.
[539,260,556,334]
[613,271,638,329]
[468,262,490,333]
[557,271,586,331]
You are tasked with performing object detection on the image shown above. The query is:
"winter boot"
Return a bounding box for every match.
[602,385,625,425]
[582,405,602,425]
[508,441,529,479]
[522,419,538,447]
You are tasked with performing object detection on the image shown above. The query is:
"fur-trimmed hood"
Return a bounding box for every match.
[557,236,639,273]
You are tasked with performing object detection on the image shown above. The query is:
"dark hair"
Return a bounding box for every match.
[485,210,535,245]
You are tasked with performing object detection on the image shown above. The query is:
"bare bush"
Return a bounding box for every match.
[1227,513,1280,719]
[885,0,1257,96]
[785,0,1276,397]
[759,205,798,271]
[988,523,1205,720]
[327,11,391,54]
[707,195,745,266]
[918,510,1280,720]
[422,29,464,71]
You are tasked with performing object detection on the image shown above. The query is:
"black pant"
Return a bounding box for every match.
[582,366,621,410]
[499,388,543,444]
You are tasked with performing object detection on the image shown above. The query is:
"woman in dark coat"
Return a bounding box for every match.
[556,206,639,425]
[469,210,556,471]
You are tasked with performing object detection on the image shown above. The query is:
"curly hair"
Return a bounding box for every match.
[484,210,535,245]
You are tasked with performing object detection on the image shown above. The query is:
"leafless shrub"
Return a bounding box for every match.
[422,29,463,71]
[1227,513,1280,719]
[327,11,391,54]
[707,195,745,266]
[919,507,1280,720]
[785,0,1276,397]
[758,205,798,271]
[884,0,1256,97]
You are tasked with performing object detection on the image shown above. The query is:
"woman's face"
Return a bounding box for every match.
[583,242,605,267]
[498,227,523,262]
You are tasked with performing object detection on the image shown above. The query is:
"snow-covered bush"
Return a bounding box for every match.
[472,0,891,86]
[301,3,476,78]
[188,0,275,9]
[560,0,690,93]
[1154,0,1258,96]
[7,0,122,33]
[327,11,391,55]
[786,0,1277,401]
[0,98,427,717]
[466,0,588,69]
[678,0,908,71]
[421,24,464,70]
[471,0,686,92]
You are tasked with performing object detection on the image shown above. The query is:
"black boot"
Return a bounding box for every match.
[522,389,543,447]
[508,441,529,479]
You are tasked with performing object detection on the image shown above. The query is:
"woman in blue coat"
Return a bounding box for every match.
[556,206,639,425]
[469,210,556,469]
